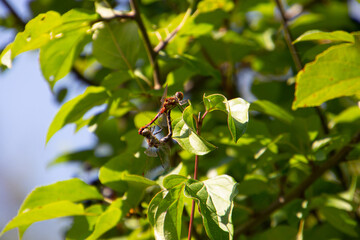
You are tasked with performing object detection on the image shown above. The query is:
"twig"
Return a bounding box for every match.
[234,131,360,237]
[153,8,191,55]
[274,0,302,72]
[71,66,99,86]
[188,113,202,240]
[130,0,161,89]
[274,0,329,135]
[0,0,25,30]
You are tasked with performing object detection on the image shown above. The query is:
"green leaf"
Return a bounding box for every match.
[86,200,124,240]
[237,175,269,195]
[250,100,294,124]
[101,70,132,90]
[320,207,358,237]
[1,201,85,236]
[203,94,227,112]
[178,54,221,80]
[293,30,354,44]
[182,100,196,131]
[293,41,360,109]
[40,9,97,86]
[163,174,188,189]
[19,178,103,212]
[46,86,109,143]
[99,152,156,192]
[93,21,141,70]
[40,30,90,86]
[184,175,238,240]
[197,0,234,13]
[0,11,62,68]
[173,119,216,155]
[251,225,297,240]
[226,98,250,142]
[148,175,187,240]
[66,204,104,240]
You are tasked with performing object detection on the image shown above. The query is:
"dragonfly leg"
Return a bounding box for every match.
[160,110,173,143]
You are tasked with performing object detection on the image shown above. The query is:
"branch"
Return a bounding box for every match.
[274,0,302,72]
[130,0,161,89]
[153,8,191,55]
[0,0,25,30]
[71,66,99,86]
[234,131,360,237]
[274,0,329,134]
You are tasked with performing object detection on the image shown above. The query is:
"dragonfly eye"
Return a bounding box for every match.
[175,92,184,101]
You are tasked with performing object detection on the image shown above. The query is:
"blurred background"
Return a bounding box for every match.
[1,0,360,239]
[0,1,97,239]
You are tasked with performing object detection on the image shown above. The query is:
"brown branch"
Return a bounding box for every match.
[0,0,25,30]
[274,0,329,134]
[154,8,191,55]
[274,0,302,72]
[234,131,360,237]
[71,66,99,86]
[130,0,161,90]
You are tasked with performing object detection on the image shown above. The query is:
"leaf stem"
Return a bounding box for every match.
[274,0,329,134]
[188,113,203,240]
[130,0,161,89]
[234,131,360,237]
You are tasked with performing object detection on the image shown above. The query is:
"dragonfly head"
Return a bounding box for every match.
[175,92,184,101]
[140,128,151,136]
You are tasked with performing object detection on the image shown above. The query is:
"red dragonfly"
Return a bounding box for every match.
[138,85,187,135]
[140,110,173,157]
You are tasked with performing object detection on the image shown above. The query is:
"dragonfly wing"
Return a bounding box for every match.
[144,148,158,157]
[157,143,171,168]
[160,84,168,105]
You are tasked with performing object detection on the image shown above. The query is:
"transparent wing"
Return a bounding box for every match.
[144,147,158,157]
[157,143,171,168]
[160,84,168,105]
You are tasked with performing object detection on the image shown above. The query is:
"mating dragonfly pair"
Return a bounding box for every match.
[138,86,187,160]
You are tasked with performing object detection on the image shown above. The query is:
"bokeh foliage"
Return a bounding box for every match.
[1,0,360,239]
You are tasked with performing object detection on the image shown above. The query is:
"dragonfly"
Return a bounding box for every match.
[140,110,173,159]
[138,85,187,136]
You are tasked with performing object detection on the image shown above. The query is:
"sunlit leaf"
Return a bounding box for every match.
[293,30,354,44]
[85,199,124,240]
[184,175,238,240]
[40,29,90,86]
[93,21,141,70]
[1,11,62,68]
[46,86,109,143]
[148,175,187,240]
[19,178,103,212]
[182,100,196,131]
[203,94,227,113]
[293,40,360,109]
[173,119,216,155]
[1,201,85,236]
[197,0,234,12]
[226,98,250,142]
